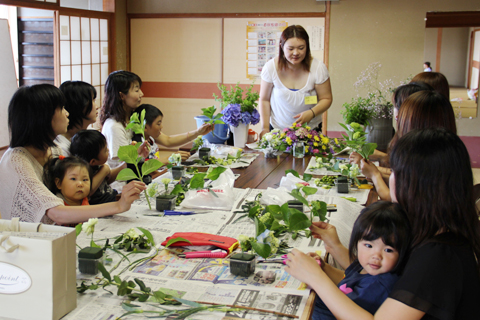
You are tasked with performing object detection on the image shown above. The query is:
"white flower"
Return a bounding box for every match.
[339,164,348,170]
[82,218,98,236]
[256,229,270,243]
[124,228,139,239]
[168,153,182,165]
[161,178,172,185]
[146,182,159,198]
[238,235,249,242]
[264,133,273,142]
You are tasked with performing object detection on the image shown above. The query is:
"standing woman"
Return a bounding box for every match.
[259,25,332,138]
[0,84,144,224]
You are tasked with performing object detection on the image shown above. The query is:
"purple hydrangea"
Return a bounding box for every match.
[221,104,260,127]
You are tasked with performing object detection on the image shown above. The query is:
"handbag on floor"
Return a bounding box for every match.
[0,218,77,320]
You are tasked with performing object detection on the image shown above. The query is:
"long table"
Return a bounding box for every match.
[69,149,377,320]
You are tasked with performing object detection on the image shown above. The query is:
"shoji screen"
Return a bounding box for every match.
[58,14,109,112]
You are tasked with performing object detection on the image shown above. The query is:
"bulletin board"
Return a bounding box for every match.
[223,17,326,84]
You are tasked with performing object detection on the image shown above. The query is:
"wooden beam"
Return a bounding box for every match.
[435,28,442,72]
[323,1,330,136]
[128,12,326,19]
[0,0,59,10]
[426,11,480,28]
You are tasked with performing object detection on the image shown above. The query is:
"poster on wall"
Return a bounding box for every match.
[246,21,287,80]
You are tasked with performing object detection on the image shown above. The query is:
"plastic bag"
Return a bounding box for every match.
[259,187,294,206]
[181,168,235,210]
[279,173,306,191]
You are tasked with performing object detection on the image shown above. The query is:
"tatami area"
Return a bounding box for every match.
[450,87,478,119]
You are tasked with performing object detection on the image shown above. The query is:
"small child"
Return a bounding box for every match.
[70,130,119,204]
[290,201,411,319]
[131,104,164,159]
[43,155,93,206]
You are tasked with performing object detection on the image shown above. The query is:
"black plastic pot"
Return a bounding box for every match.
[171,166,185,180]
[156,194,177,211]
[199,147,211,160]
[229,253,256,277]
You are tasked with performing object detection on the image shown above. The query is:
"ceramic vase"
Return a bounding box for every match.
[230,122,249,148]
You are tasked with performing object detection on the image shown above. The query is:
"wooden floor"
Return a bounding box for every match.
[450,86,478,119]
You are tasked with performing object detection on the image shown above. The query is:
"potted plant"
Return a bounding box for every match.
[198,147,211,160]
[156,178,177,212]
[216,82,260,148]
[168,153,184,180]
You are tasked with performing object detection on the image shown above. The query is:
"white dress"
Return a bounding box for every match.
[102,118,133,168]
[261,58,329,129]
[0,147,63,223]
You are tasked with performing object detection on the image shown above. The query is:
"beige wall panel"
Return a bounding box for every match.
[328,0,480,136]
[131,18,222,82]
[127,0,325,14]
[424,28,437,70]
[224,18,325,84]
[141,97,217,135]
[116,0,128,70]
[440,27,469,87]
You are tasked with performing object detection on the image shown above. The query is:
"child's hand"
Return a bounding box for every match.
[308,252,326,270]
[284,249,325,285]
[117,181,146,212]
[197,123,213,135]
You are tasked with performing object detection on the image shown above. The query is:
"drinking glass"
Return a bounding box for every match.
[293,141,305,158]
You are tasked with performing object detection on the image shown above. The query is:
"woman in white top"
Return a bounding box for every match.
[100,71,213,168]
[259,25,333,138]
[0,84,145,224]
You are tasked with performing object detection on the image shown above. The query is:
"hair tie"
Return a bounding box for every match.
[58,155,65,160]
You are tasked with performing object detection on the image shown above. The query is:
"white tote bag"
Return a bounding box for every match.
[0,218,77,320]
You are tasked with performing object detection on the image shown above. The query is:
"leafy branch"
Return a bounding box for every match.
[339,122,377,160]
[116,144,164,210]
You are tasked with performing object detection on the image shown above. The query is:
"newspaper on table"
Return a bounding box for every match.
[66,171,370,319]
[188,144,258,168]
[304,156,379,177]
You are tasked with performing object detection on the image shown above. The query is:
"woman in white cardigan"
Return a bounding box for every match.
[0,84,145,224]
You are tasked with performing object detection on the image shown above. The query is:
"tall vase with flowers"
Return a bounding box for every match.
[215,83,260,148]
[342,62,404,150]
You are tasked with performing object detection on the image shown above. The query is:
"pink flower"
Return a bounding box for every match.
[296,123,301,127]
[313,149,319,154]
[283,128,289,132]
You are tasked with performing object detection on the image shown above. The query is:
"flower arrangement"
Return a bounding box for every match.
[215,83,260,127]
[281,123,331,156]
[257,129,283,157]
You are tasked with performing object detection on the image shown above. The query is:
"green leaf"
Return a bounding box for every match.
[266,205,282,220]
[302,186,318,196]
[206,166,227,181]
[254,217,266,237]
[141,159,164,176]
[116,168,139,181]
[285,169,300,178]
[117,145,139,164]
[208,188,219,198]
[174,297,203,307]
[138,293,149,302]
[117,280,129,296]
[153,290,166,303]
[75,223,82,237]
[125,123,143,135]
[290,189,309,207]
[134,278,148,292]
[97,263,111,282]
[251,241,271,259]
[137,227,155,246]
[189,173,206,189]
[165,237,192,248]
[121,302,140,312]
[114,275,122,284]
[281,203,292,225]
[170,183,184,195]
[302,173,313,182]
[289,213,312,232]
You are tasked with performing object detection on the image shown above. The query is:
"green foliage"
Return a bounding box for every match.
[165,237,192,248]
[339,122,377,161]
[213,82,259,113]
[115,144,164,210]
[341,96,375,126]
[126,109,146,140]
[201,106,225,126]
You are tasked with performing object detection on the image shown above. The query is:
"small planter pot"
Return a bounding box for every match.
[229,253,256,277]
[199,147,211,160]
[156,194,177,212]
[78,247,104,275]
[287,200,304,213]
[335,177,350,194]
[171,166,185,180]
